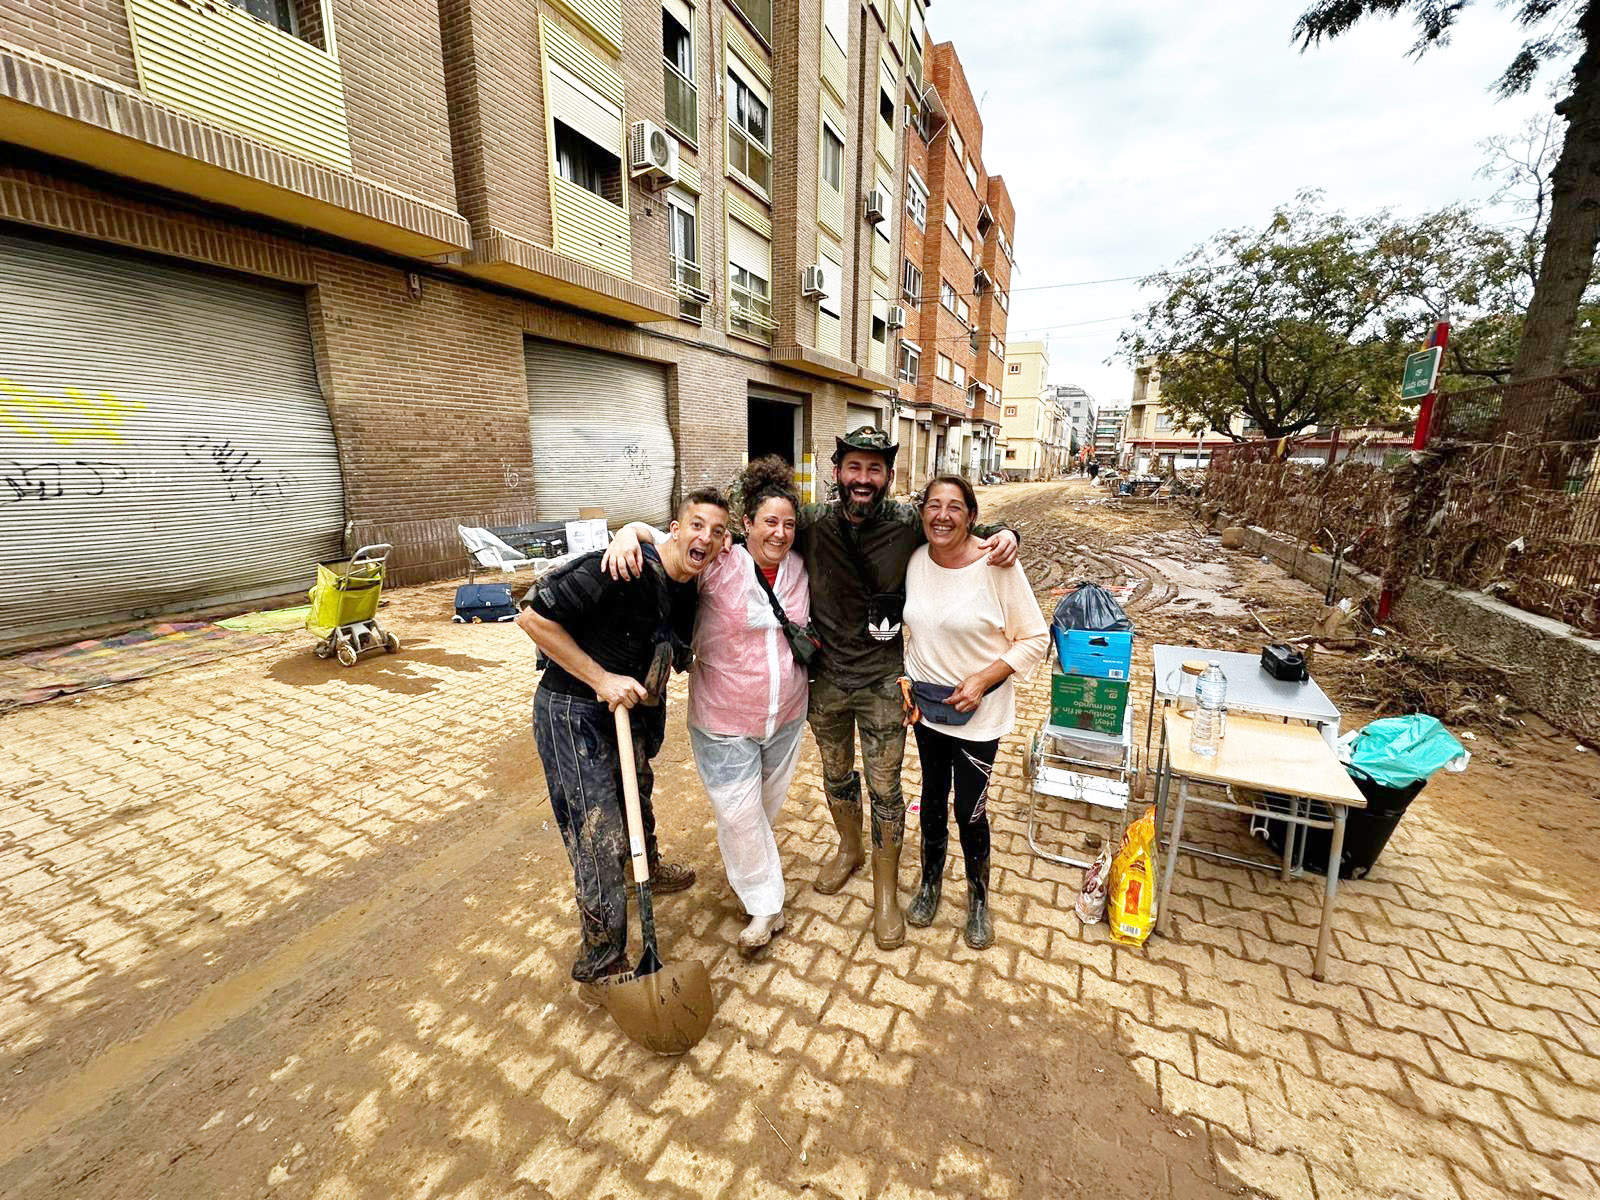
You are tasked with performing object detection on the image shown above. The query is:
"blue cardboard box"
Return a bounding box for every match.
[1053,628,1134,680]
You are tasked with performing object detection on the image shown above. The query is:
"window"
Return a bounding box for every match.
[821,123,844,191]
[730,0,771,42]
[1007,362,1021,375]
[936,353,952,381]
[1006,448,1017,460]
[949,122,964,161]
[727,69,771,192]
[730,263,772,341]
[966,383,979,409]
[959,228,974,259]
[906,170,928,230]
[817,254,842,318]
[880,86,895,129]
[1004,405,1018,417]
[997,289,1009,312]
[874,176,893,242]
[898,341,920,383]
[902,259,922,303]
[991,335,1004,358]
[965,159,978,190]
[1156,412,1172,431]
[871,310,887,346]
[662,3,696,138]
[956,297,969,323]
[939,280,956,312]
[227,0,293,33]
[667,189,703,321]
[823,0,847,50]
[954,362,966,388]
[944,202,959,238]
[554,120,622,203]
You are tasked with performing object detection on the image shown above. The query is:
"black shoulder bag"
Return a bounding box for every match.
[751,560,823,669]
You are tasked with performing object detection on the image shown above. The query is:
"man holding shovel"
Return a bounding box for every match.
[516,488,730,1002]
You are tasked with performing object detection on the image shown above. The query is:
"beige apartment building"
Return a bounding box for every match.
[1122,359,1246,469]
[999,339,1065,479]
[0,0,936,642]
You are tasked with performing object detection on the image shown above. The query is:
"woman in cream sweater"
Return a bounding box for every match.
[902,475,1049,948]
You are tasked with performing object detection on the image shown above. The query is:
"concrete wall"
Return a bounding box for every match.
[1238,524,1600,741]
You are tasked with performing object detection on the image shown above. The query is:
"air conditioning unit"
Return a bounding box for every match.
[628,121,679,188]
[801,264,827,298]
[865,189,888,224]
[885,304,907,330]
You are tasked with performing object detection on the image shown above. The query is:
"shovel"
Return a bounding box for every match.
[599,701,715,1055]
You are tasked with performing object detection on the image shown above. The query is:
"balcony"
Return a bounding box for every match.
[664,62,697,142]
[0,41,469,260]
[671,255,709,323]
[730,284,776,344]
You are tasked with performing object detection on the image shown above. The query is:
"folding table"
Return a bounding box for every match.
[1155,710,1367,979]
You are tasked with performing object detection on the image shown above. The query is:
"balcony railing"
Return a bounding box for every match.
[730,284,775,343]
[664,62,697,141]
[671,255,708,323]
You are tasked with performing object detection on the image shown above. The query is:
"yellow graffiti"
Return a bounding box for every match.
[0,378,146,445]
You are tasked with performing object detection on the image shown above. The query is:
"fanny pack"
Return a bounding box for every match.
[910,679,1004,726]
[751,559,823,669]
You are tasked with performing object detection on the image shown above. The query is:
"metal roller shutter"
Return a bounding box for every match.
[547,61,623,153]
[0,231,344,641]
[726,218,770,277]
[524,339,675,527]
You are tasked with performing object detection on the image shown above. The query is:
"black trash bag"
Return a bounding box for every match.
[1052,580,1134,633]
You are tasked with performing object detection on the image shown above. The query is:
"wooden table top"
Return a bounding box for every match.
[1163,711,1367,809]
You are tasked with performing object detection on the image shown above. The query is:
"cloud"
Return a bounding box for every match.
[929,0,1554,402]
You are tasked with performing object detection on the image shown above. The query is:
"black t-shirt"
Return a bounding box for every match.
[526,545,697,701]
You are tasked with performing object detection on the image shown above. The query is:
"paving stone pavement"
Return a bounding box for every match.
[2,513,1600,1198]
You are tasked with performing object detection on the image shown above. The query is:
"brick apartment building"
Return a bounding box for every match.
[891,37,1014,490]
[0,0,936,642]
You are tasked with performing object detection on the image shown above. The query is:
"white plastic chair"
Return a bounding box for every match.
[458,525,535,582]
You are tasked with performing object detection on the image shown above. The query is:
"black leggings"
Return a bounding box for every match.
[912,722,997,866]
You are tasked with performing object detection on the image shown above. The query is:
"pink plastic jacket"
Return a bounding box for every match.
[689,544,810,738]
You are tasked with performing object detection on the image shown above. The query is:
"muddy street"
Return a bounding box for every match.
[2,480,1598,1200]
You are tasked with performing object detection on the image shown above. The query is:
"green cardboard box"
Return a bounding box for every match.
[1049,669,1130,735]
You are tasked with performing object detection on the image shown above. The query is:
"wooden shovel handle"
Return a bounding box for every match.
[613,705,651,885]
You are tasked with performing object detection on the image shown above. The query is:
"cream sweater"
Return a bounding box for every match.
[902,546,1051,742]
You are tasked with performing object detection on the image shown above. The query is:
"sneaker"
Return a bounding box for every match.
[651,862,696,894]
[737,911,785,954]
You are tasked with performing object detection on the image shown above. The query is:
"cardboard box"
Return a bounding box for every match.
[1049,669,1131,735]
[1053,628,1134,679]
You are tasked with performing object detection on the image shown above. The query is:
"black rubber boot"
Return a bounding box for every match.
[906,829,946,927]
[963,852,994,950]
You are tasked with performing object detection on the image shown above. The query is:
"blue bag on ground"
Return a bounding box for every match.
[1052,580,1134,633]
[1347,715,1468,789]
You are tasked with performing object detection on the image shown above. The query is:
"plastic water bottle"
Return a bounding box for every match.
[1190,661,1228,757]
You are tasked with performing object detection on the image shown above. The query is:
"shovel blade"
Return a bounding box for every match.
[601,960,714,1055]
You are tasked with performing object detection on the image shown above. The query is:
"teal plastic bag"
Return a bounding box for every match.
[1348,716,1468,789]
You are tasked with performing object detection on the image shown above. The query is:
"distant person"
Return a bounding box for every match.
[1087,456,1100,481]
[901,475,1049,948]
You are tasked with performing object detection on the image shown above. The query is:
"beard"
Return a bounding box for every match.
[841,480,888,520]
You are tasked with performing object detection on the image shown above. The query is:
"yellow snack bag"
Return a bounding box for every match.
[1107,806,1157,947]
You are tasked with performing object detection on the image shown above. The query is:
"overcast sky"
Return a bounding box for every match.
[926,0,1556,405]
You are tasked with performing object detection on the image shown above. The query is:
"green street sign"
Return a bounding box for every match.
[1401,347,1442,400]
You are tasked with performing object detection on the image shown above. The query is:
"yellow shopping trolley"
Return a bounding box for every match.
[307,544,400,666]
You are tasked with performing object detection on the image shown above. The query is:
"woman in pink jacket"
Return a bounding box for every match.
[607,457,809,953]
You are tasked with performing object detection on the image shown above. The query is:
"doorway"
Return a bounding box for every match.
[748,394,801,463]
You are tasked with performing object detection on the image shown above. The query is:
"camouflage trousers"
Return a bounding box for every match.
[807,671,907,845]
[533,686,665,983]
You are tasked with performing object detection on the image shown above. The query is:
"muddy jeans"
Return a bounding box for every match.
[533,686,665,983]
[807,672,907,842]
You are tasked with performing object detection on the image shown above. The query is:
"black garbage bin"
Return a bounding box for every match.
[1262,772,1427,880]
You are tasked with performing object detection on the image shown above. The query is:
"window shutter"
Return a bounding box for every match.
[548,61,622,152]
[727,217,771,277]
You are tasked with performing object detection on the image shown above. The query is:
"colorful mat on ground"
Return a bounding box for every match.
[0,621,279,711]
[217,605,311,633]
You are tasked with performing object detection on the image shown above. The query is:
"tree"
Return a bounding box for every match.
[1117,193,1511,438]
[1295,1,1600,382]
